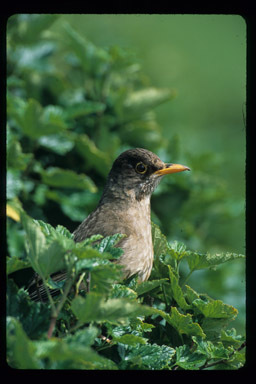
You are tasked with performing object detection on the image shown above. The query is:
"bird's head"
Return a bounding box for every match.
[101,148,190,203]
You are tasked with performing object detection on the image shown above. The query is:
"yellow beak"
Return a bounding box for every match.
[154,163,191,176]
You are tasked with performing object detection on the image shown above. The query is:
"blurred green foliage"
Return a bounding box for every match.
[7,14,246,369]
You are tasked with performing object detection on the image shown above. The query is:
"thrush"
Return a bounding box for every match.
[73,148,190,282]
[28,148,190,300]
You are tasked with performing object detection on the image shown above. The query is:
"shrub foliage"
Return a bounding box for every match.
[7,15,245,370]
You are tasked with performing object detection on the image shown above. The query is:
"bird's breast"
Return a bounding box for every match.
[116,197,154,282]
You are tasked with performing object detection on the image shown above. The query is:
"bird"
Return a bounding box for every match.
[73,148,190,282]
[28,148,190,300]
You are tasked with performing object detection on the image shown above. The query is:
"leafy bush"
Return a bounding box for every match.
[7,15,245,370]
[7,207,245,369]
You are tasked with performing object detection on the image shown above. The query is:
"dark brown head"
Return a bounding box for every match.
[100,148,190,203]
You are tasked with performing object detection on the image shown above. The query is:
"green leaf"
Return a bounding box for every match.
[150,305,205,338]
[75,134,112,177]
[168,240,188,261]
[168,266,190,310]
[34,336,117,370]
[170,307,206,337]
[122,87,175,121]
[41,105,67,130]
[165,307,205,338]
[136,278,168,296]
[119,343,175,370]
[192,336,229,361]
[38,133,74,155]
[175,344,206,370]
[200,317,232,340]
[65,326,99,347]
[151,222,169,279]
[64,101,106,119]
[7,256,31,275]
[220,328,244,346]
[7,135,33,171]
[96,233,125,259]
[114,334,148,347]
[7,169,23,199]
[75,234,103,247]
[33,219,73,243]
[9,14,58,44]
[109,284,137,300]
[64,23,110,74]
[186,250,245,272]
[21,213,66,278]
[71,292,153,325]
[192,298,238,319]
[184,285,200,304]
[151,222,168,258]
[19,99,67,139]
[41,167,97,192]
[7,317,41,369]
[7,280,50,339]
[89,264,124,293]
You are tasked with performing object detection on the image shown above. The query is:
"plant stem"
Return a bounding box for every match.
[47,276,75,338]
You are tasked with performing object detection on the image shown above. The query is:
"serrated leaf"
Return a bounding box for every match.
[76,234,103,246]
[71,292,153,325]
[169,307,206,338]
[200,317,232,340]
[220,328,244,346]
[184,285,200,304]
[114,334,148,347]
[96,233,125,259]
[168,240,188,261]
[151,305,205,338]
[89,264,124,293]
[192,336,229,361]
[192,299,238,319]
[136,278,168,296]
[119,343,175,370]
[175,344,206,370]
[7,280,50,339]
[168,266,190,310]
[151,222,168,258]
[186,250,245,272]
[21,213,66,278]
[110,284,137,300]
[41,167,97,192]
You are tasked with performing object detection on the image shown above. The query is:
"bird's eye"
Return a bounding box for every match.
[135,162,147,174]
